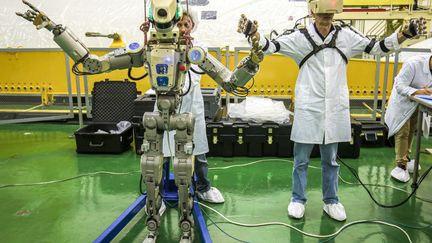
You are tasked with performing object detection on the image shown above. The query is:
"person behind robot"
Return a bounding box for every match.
[238,0,425,221]
[385,54,432,183]
[154,6,225,204]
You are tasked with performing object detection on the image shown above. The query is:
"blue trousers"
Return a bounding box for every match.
[291,142,340,204]
[162,153,211,193]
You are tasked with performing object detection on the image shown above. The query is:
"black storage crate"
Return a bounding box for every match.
[250,122,293,157]
[207,121,247,157]
[338,119,362,158]
[272,123,293,157]
[207,120,293,157]
[360,123,388,147]
[75,80,137,154]
[75,123,133,153]
[134,95,156,117]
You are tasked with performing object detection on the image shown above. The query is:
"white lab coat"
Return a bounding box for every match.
[385,55,432,137]
[154,40,209,156]
[260,23,401,144]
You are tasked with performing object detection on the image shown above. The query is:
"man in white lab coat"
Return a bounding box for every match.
[239,0,422,221]
[385,55,432,182]
[156,7,224,204]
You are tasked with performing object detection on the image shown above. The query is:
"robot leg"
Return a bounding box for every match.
[172,113,195,243]
[140,112,164,242]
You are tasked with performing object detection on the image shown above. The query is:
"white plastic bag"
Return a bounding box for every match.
[228,97,292,124]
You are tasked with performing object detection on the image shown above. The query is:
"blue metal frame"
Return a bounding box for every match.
[94,164,212,243]
[94,194,147,243]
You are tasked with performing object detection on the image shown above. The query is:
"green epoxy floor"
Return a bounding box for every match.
[0,123,431,243]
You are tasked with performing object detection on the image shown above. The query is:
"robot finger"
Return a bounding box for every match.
[23,0,41,14]
[28,10,38,18]
[15,11,33,22]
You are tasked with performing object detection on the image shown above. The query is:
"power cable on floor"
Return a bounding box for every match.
[0,170,140,189]
[337,156,432,208]
[197,201,413,243]
[210,158,432,203]
[2,158,431,205]
[201,208,251,243]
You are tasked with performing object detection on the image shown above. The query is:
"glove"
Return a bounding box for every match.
[401,17,427,38]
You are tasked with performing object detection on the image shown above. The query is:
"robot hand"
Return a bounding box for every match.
[401,17,427,38]
[16,0,56,31]
[238,14,263,64]
[238,14,259,38]
[250,35,264,64]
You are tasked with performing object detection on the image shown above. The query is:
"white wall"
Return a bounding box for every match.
[1,0,307,48]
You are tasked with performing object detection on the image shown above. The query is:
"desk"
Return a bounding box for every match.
[409,95,432,188]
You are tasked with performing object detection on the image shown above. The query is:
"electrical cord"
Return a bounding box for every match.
[0,170,140,189]
[209,158,432,203]
[190,66,205,75]
[201,208,251,243]
[180,71,192,97]
[198,201,413,243]
[224,77,255,98]
[337,155,432,208]
[1,159,428,242]
[128,67,148,81]
[3,158,430,204]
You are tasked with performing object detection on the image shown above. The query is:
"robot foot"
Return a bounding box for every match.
[179,231,193,243]
[143,232,158,243]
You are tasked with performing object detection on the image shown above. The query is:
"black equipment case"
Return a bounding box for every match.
[207,118,361,159]
[75,80,137,153]
[206,120,294,157]
[360,122,389,147]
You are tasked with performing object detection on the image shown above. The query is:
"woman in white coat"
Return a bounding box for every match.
[240,0,420,221]
[155,8,224,204]
[385,55,432,182]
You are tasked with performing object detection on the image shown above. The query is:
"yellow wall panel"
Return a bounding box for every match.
[0,49,402,101]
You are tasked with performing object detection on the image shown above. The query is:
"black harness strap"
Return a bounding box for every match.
[379,39,390,53]
[271,40,281,53]
[262,38,270,52]
[365,38,376,54]
[299,26,348,68]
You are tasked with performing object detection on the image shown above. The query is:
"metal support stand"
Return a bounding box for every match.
[94,164,212,243]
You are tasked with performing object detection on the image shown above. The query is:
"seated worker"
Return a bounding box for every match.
[385,54,432,182]
[154,7,224,203]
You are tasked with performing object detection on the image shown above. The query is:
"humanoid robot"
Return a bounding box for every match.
[16,0,263,242]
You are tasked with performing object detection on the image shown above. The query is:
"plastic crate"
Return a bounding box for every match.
[75,80,137,154]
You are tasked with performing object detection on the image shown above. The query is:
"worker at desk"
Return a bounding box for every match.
[385,54,432,182]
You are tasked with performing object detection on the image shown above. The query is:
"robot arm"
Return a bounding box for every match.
[187,46,260,93]
[16,0,145,75]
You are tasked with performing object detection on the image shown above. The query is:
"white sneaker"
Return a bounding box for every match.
[196,187,225,203]
[144,201,166,216]
[287,202,305,219]
[323,202,346,221]
[407,160,421,173]
[390,166,410,183]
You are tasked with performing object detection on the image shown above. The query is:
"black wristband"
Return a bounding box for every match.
[402,31,414,39]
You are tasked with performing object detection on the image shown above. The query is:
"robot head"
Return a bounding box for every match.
[149,0,182,32]
[307,0,343,14]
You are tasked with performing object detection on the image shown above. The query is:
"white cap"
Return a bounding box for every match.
[181,6,199,33]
